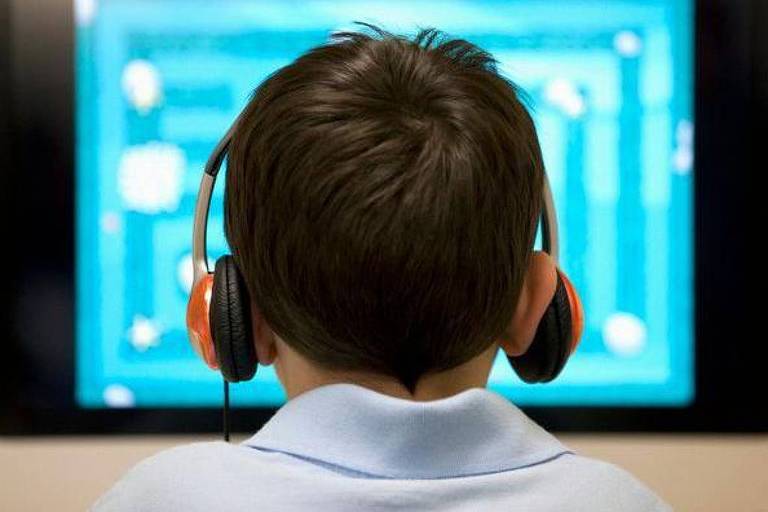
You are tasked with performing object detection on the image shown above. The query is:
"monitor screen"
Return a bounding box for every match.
[75,0,694,408]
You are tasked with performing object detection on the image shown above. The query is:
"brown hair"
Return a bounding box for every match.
[224,24,544,392]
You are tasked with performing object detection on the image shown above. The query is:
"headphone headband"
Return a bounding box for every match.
[191,117,240,284]
[191,122,560,287]
[540,177,559,262]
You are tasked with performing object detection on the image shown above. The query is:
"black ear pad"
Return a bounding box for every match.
[210,255,258,383]
[507,272,572,383]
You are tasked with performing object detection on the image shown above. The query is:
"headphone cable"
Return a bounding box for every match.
[223,380,230,442]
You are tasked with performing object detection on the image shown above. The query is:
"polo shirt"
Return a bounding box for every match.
[92,383,671,511]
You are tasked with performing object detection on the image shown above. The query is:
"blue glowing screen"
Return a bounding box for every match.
[76,0,694,407]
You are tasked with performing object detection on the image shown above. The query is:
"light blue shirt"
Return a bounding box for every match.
[92,384,671,511]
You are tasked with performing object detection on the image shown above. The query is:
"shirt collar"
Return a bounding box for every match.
[243,383,569,479]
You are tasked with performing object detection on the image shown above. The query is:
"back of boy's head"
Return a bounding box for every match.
[224,24,544,392]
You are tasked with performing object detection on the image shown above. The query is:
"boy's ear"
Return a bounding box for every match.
[250,302,277,365]
[498,251,558,357]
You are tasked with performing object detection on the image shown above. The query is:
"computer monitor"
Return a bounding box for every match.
[2,0,763,433]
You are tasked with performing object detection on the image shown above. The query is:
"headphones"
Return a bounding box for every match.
[186,117,585,387]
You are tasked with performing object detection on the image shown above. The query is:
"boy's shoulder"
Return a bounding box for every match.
[544,451,672,512]
[91,440,336,512]
[90,441,257,512]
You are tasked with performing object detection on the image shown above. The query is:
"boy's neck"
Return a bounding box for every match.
[273,340,499,402]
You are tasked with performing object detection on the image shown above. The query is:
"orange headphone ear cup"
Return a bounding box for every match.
[559,270,584,355]
[186,274,219,370]
[507,270,583,383]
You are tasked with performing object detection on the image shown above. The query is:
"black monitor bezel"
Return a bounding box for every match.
[1,0,765,435]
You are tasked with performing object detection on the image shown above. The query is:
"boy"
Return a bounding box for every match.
[93,25,670,511]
